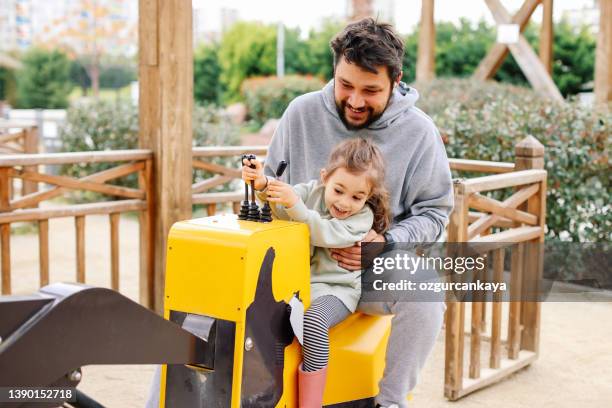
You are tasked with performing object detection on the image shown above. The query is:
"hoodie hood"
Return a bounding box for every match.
[321,79,420,130]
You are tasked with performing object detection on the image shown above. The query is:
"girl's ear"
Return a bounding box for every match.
[320,168,328,183]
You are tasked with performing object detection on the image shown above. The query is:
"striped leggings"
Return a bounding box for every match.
[302,295,351,372]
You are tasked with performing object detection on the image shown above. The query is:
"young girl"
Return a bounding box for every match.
[242,138,391,408]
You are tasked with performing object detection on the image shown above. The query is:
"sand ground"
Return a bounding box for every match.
[5,214,612,407]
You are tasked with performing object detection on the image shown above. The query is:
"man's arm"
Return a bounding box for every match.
[386,135,454,243]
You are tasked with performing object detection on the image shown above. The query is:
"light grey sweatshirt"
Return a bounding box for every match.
[264,80,454,243]
[258,180,373,312]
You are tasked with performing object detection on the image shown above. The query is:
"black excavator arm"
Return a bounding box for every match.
[0,283,214,408]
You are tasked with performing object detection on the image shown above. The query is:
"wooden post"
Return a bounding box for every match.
[490,248,504,369]
[139,0,193,313]
[75,215,86,283]
[514,136,545,355]
[595,0,611,104]
[139,159,155,309]
[473,0,540,81]
[539,0,554,75]
[444,179,468,400]
[0,168,10,294]
[110,213,120,291]
[38,220,49,286]
[22,126,39,200]
[416,0,436,82]
[479,0,563,101]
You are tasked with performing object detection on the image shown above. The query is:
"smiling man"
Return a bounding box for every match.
[263,18,453,408]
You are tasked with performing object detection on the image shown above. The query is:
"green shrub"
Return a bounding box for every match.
[16,48,73,108]
[241,75,325,126]
[59,100,240,201]
[415,78,610,242]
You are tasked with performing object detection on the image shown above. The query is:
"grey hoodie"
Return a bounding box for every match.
[264,80,453,243]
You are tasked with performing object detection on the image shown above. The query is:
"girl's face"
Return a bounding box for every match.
[321,167,371,219]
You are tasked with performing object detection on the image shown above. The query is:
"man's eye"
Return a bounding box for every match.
[342,83,353,89]
[334,189,342,194]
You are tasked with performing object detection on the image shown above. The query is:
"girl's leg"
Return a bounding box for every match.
[302,295,351,371]
[299,295,350,408]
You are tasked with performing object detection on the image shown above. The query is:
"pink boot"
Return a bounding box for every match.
[298,364,328,408]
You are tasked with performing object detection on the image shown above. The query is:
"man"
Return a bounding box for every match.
[263,18,453,408]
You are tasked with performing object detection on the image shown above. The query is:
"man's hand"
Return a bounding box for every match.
[266,179,299,208]
[330,229,385,271]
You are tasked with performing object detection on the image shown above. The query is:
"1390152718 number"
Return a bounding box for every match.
[0,387,76,402]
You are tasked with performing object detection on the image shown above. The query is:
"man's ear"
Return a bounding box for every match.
[320,168,327,182]
[394,71,403,87]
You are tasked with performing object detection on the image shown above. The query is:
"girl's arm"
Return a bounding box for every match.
[255,180,317,221]
[285,201,374,248]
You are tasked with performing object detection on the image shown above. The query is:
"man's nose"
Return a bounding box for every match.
[347,92,365,108]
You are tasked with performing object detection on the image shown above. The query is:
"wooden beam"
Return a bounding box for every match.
[449,159,515,174]
[483,0,563,101]
[416,0,436,82]
[539,0,554,75]
[595,0,612,104]
[473,0,541,80]
[139,0,193,313]
[462,169,546,194]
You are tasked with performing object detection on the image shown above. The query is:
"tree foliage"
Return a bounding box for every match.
[201,17,595,104]
[219,22,278,101]
[16,48,73,109]
[194,43,224,105]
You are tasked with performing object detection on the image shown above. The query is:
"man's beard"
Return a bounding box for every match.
[334,91,392,131]
[335,101,380,130]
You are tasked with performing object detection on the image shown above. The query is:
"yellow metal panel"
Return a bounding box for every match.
[323,313,393,405]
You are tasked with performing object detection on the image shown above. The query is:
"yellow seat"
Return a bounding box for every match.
[323,313,393,405]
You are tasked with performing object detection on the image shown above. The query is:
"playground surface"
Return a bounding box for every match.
[9,213,612,407]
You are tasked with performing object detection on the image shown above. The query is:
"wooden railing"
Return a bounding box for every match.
[0,122,39,198]
[192,146,267,215]
[0,150,155,308]
[444,136,546,400]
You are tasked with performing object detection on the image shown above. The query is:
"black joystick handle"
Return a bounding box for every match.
[275,160,288,178]
[246,154,260,221]
[238,154,250,220]
[261,160,289,223]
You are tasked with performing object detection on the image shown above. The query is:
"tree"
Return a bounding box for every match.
[70,59,91,95]
[219,22,277,101]
[299,19,345,80]
[550,19,596,97]
[16,48,73,108]
[194,43,224,105]
[0,67,18,104]
[40,0,135,98]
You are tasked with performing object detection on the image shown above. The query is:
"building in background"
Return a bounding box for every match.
[561,0,599,31]
[0,0,33,51]
[0,0,137,56]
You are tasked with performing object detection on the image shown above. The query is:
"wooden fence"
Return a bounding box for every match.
[0,150,155,308]
[0,122,39,198]
[444,136,546,399]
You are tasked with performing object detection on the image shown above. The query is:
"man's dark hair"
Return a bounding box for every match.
[330,18,405,82]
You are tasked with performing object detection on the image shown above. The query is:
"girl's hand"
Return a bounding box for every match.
[266,179,299,208]
[241,157,267,191]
